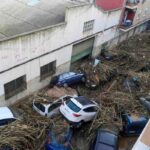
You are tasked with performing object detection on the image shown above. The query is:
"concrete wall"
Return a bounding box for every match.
[133,0,150,26]
[0,45,71,106]
[0,4,122,105]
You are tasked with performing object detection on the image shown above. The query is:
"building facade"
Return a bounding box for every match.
[0,0,149,106]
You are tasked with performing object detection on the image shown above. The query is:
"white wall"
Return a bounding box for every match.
[0,4,122,103]
[0,5,122,72]
[0,45,72,97]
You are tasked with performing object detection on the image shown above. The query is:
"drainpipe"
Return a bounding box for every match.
[119,0,128,25]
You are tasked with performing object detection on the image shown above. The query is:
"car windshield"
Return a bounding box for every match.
[59,72,75,80]
[66,100,81,112]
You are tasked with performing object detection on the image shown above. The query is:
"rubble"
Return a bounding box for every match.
[0,32,150,150]
[47,86,78,98]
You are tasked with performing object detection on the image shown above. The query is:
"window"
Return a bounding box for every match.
[34,103,45,112]
[66,100,81,112]
[4,75,27,100]
[83,106,98,112]
[40,61,56,80]
[48,101,61,113]
[83,20,94,33]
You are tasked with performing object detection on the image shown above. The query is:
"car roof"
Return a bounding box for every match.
[96,130,117,148]
[34,98,61,108]
[0,107,15,120]
[75,96,94,106]
[59,72,76,78]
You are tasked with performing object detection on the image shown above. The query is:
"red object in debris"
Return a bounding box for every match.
[96,0,125,11]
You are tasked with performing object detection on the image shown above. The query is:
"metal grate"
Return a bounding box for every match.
[83,20,94,33]
[4,75,27,100]
[40,61,56,80]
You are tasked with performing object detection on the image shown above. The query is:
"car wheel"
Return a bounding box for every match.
[81,77,86,82]
[63,83,68,87]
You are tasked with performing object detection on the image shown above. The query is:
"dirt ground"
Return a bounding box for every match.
[0,32,149,150]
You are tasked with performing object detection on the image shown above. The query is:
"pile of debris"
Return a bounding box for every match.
[78,60,117,89]
[47,86,78,98]
[0,87,74,150]
[0,33,149,150]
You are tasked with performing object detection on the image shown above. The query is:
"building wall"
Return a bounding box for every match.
[133,0,150,25]
[0,4,122,105]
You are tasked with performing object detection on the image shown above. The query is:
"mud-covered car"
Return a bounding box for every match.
[49,72,86,88]
[91,128,118,150]
[33,96,64,117]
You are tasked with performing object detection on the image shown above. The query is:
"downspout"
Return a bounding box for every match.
[119,0,128,25]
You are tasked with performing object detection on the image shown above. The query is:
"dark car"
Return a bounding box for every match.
[121,113,148,136]
[49,72,86,87]
[45,127,73,150]
[139,95,150,112]
[91,129,118,150]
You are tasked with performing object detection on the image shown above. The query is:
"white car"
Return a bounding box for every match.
[59,96,100,126]
[33,96,65,117]
[0,107,17,126]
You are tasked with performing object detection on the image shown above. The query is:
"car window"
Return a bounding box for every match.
[66,100,81,112]
[63,96,72,102]
[69,72,75,76]
[48,101,61,112]
[83,106,98,112]
[0,118,16,126]
[34,103,45,112]
[62,73,70,79]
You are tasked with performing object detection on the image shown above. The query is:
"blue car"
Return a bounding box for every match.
[45,127,73,150]
[121,113,148,136]
[91,129,118,150]
[49,72,86,87]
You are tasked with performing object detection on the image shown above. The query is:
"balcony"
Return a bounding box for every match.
[119,24,134,32]
[119,8,136,32]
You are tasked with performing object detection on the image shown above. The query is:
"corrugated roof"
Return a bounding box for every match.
[95,0,125,11]
[0,0,89,41]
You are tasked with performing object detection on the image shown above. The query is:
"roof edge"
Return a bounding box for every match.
[0,22,67,43]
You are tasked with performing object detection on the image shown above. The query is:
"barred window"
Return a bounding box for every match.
[83,20,94,33]
[40,61,56,80]
[4,75,27,100]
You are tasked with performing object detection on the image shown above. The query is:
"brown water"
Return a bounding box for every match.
[119,137,137,150]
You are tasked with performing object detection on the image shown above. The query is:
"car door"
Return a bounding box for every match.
[82,106,98,122]
[73,73,81,83]
[66,72,76,85]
